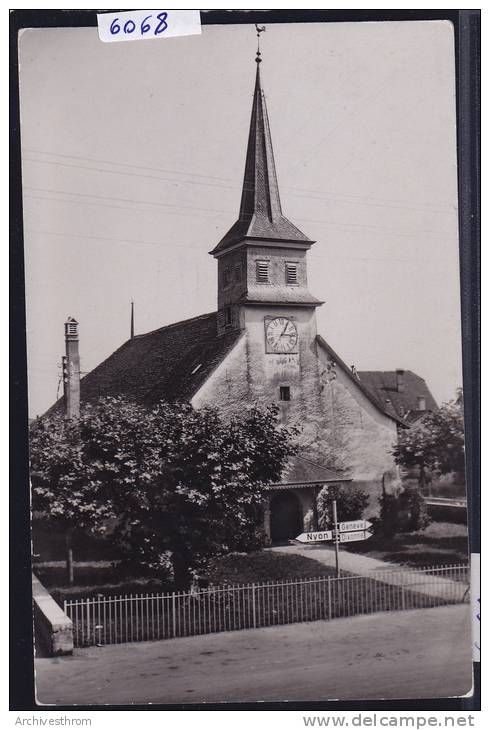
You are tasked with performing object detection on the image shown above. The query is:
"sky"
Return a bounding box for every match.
[18,20,462,417]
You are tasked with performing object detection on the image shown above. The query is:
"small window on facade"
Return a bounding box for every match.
[286,262,298,284]
[222,267,231,288]
[256,260,270,283]
[224,307,232,326]
[234,263,242,282]
[279,386,291,402]
[417,396,427,410]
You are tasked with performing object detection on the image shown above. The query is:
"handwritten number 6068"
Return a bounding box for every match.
[110,12,168,37]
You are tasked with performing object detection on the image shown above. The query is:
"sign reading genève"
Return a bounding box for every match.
[97,10,201,44]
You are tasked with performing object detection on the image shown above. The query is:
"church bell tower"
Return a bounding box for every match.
[210,34,322,338]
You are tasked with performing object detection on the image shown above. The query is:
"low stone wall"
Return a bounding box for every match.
[32,573,73,656]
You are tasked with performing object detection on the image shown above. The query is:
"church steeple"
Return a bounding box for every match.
[238,57,283,225]
[210,38,312,256]
[212,30,322,336]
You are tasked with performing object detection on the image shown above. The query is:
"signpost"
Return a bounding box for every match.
[337,520,372,533]
[339,530,372,543]
[295,530,333,544]
[294,501,373,577]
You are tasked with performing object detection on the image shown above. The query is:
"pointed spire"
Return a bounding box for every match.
[210,29,312,256]
[239,58,283,224]
[130,301,134,339]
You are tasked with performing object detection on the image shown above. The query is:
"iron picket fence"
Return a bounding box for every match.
[64,563,469,648]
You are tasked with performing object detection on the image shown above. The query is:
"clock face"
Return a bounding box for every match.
[265,317,298,353]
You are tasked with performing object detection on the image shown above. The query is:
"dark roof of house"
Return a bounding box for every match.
[357,370,438,420]
[315,336,406,425]
[210,63,311,255]
[46,312,242,415]
[279,455,350,486]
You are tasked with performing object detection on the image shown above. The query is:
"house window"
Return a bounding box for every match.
[417,396,427,410]
[224,307,232,326]
[256,260,270,283]
[286,262,298,284]
[279,386,291,402]
[234,263,242,282]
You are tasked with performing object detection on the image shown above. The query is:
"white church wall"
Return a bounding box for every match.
[316,341,401,512]
[192,313,400,516]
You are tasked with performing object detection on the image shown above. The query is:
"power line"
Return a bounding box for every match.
[24,186,232,217]
[25,193,229,224]
[26,228,206,250]
[23,149,452,213]
[23,157,237,193]
[25,190,457,241]
[24,147,232,183]
[26,228,440,264]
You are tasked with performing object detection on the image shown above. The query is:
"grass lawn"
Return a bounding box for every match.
[36,549,338,605]
[205,550,336,585]
[34,520,469,605]
[344,521,469,567]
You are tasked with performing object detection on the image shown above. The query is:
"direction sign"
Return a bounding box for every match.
[337,520,372,533]
[295,530,333,544]
[338,530,372,543]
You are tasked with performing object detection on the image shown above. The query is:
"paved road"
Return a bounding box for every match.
[36,605,472,706]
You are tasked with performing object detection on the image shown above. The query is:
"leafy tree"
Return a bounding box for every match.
[392,393,465,488]
[317,484,369,530]
[30,397,297,589]
[29,413,118,583]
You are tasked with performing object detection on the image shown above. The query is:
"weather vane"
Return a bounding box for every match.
[255,24,266,63]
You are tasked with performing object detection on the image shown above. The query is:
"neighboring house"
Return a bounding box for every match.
[358,370,438,423]
[49,52,437,542]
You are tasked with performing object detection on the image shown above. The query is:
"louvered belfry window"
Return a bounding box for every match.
[256,260,269,283]
[286,262,298,284]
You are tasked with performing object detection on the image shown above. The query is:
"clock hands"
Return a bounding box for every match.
[280,321,295,337]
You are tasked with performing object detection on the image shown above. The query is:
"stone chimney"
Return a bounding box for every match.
[64,317,80,419]
[395,369,405,393]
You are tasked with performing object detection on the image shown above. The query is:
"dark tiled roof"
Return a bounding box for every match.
[279,455,350,486]
[357,371,438,420]
[46,312,242,415]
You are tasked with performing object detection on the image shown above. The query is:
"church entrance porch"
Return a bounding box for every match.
[269,491,302,544]
[263,456,352,545]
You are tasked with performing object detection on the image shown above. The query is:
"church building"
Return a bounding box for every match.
[54,48,437,543]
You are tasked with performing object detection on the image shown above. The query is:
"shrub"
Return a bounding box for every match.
[398,485,431,532]
[376,484,431,538]
[317,484,370,529]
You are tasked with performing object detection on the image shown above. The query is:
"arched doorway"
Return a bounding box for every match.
[270,491,302,543]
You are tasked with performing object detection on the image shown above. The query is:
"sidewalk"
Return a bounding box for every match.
[35,605,472,705]
[269,544,468,600]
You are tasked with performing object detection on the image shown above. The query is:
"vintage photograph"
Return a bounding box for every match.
[19,17,472,705]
